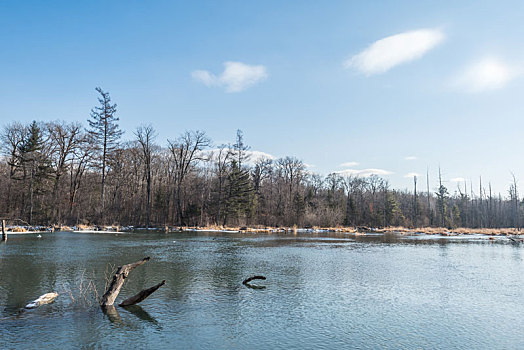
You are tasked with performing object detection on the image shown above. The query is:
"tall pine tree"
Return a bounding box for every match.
[87,87,123,223]
[224,160,256,225]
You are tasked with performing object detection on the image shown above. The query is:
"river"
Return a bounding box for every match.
[1,231,523,349]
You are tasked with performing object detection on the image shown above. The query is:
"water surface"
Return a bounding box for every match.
[1,231,523,349]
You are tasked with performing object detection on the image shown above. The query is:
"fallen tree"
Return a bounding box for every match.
[100,257,165,308]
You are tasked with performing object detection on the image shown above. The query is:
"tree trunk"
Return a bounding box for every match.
[100,257,150,306]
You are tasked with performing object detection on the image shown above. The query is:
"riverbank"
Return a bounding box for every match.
[177,225,522,236]
[2,223,522,236]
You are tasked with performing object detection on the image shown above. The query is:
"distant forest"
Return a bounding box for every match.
[0,88,521,229]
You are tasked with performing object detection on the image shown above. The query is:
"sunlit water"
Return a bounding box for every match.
[1,231,524,349]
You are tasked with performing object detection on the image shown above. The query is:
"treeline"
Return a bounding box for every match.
[0,88,522,228]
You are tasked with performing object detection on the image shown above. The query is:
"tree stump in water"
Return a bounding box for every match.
[100,257,150,306]
[100,257,165,309]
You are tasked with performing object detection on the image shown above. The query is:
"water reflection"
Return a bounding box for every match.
[121,305,160,326]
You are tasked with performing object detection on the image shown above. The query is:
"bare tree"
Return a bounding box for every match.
[413,175,417,228]
[47,121,82,223]
[168,130,210,225]
[135,124,157,227]
[0,122,27,215]
[68,133,91,222]
[510,173,519,231]
[211,145,233,225]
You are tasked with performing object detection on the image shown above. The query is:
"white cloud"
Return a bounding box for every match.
[191,70,216,87]
[450,177,466,183]
[335,168,392,177]
[454,57,519,92]
[304,163,316,168]
[405,156,417,161]
[339,161,359,167]
[404,172,420,178]
[192,61,268,92]
[344,28,444,75]
[247,150,275,163]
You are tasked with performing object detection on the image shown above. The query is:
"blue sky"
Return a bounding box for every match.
[1,0,524,195]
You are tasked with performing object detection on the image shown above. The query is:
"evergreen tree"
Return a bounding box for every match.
[451,204,461,228]
[87,87,123,222]
[224,160,256,225]
[232,129,250,169]
[436,184,449,227]
[386,190,404,226]
[16,121,51,223]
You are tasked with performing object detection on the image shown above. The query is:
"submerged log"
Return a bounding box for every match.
[242,275,266,285]
[25,292,59,309]
[100,257,150,306]
[119,280,165,307]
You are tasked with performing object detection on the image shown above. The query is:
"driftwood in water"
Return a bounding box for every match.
[119,280,165,307]
[242,275,266,285]
[25,292,59,309]
[100,257,150,306]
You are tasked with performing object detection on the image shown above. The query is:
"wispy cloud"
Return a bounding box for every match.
[344,28,444,75]
[450,177,466,182]
[192,61,268,92]
[405,156,417,161]
[454,57,520,92]
[404,172,420,178]
[339,161,359,167]
[335,168,392,177]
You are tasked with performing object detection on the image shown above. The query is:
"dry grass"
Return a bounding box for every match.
[380,226,518,236]
[61,269,101,307]
[178,224,519,236]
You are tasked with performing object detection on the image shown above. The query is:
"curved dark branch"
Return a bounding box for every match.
[242,275,266,285]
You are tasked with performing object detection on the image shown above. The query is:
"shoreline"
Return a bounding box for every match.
[2,224,522,237]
